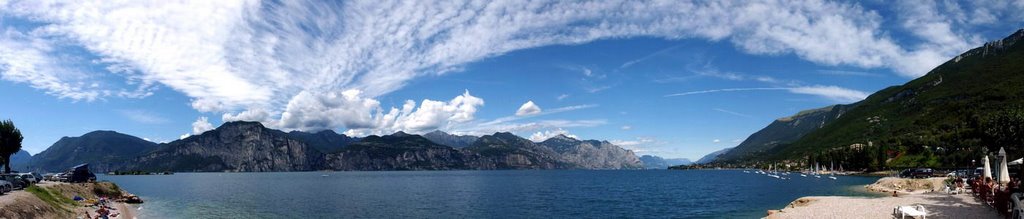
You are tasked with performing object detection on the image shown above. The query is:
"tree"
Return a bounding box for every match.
[0,119,23,173]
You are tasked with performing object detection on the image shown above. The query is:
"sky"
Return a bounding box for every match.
[1,0,1023,160]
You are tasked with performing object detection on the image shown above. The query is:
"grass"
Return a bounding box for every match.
[26,185,77,210]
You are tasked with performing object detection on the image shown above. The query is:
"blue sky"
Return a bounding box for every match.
[1,1,1022,160]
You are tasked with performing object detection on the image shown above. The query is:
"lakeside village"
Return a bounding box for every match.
[674,145,1024,218]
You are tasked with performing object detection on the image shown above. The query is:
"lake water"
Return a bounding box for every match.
[99,170,881,218]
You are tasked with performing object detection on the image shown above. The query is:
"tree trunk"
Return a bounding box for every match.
[2,155,9,173]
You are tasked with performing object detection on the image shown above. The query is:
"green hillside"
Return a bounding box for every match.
[721,29,1024,170]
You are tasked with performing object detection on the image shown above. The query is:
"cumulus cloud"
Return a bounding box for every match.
[272,89,485,135]
[191,117,215,134]
[528,128,578,142]
[1,0,1012,133]
[713,139,721,143]
[516,101,542,116]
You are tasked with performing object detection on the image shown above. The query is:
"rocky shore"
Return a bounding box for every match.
[0,181,138,219]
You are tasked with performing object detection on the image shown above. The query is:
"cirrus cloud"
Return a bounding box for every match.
[1,0,1014,133]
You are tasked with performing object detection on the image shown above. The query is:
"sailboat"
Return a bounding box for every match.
[813,163,821,178]
[828,161,837,180]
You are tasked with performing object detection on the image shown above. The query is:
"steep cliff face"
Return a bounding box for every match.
[28,131,158,172]
[463,132,571,169]
[539,135,643,169]
[128,121,325,172]
[324,132,467,170]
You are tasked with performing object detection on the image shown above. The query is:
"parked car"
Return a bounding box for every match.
[29,172,42,183]
[899,168,934,178]
[54,172,70,182]
[0,179,11,194]
[0,174,26,190]
[16,173,37,184]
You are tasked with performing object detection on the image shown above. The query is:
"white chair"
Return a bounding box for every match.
[894,205,927,219]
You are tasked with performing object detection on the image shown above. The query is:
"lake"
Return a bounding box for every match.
[99,170,881,218]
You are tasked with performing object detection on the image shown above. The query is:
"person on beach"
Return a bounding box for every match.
[95,206,110,219]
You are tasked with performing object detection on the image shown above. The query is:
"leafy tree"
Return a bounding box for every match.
[0,119,23,173]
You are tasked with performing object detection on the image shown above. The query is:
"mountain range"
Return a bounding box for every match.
[22,121,645,172]
[707,28,1024,169]
[639,155,692,169]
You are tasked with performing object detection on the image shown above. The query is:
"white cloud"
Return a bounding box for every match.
[556,94,569,101]
[788,85,869,103]
[516,101,542,116]
[665,88,790,97]
[271,89,484,135]
[713,139,721,143]
[118,109,170,124]
[191,117,215,134]
[621,125,632,130]
[483,104,597,126]
[451,119,606,137]
[528,128,578,142]
[0,28,104,101]
[2,0,1009,133]
[610,137,656,152]
[666,86,869,103]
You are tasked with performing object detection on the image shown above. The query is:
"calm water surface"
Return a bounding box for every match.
[99,170,880,218]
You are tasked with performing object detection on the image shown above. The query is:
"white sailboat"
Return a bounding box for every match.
[828,161,837,180]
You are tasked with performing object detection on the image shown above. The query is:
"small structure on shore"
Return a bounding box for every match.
[68,163,97,183]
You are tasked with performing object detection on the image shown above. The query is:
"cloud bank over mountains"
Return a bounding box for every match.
[1,0,1019,134]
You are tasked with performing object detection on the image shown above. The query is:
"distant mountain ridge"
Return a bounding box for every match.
[717,104,853,161]
[639,155,691,169]
[28,130,159,172]
[25,122,645,172]
[695,147,732,164]
[286,130,359,153]
[9,150,31,171]
[714,29,1024,166]
[422,130,478,148]
[539,134,643,169]
[126,121,326,172]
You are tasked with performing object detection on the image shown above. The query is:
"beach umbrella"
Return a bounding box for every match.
[1010,158,1023,166]
[999,147,1010,183]
[983,155,992,179]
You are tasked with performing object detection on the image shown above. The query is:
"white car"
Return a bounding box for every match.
[0,180,11,194]
[16,173,37,184]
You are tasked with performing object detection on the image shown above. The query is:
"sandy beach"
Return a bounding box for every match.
[767,177,1002,218]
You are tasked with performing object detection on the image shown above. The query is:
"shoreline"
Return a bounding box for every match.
[765,177,1001,218]
[0,181,140,219]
